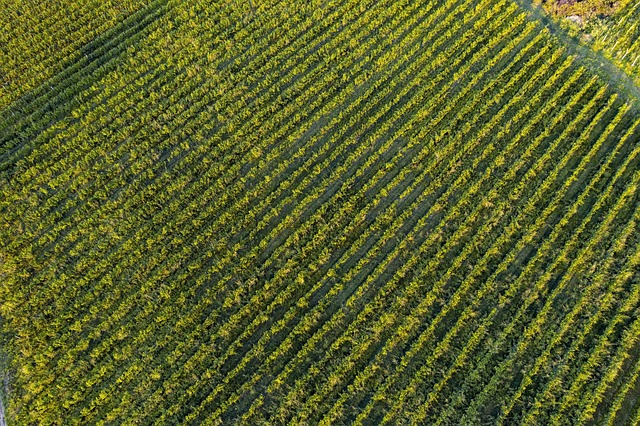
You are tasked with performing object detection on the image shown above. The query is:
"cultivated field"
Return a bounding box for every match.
[592,0,640,83]
[0,0,153,109]
[1,0,639,424]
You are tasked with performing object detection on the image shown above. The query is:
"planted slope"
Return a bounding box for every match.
[1,0,640,424]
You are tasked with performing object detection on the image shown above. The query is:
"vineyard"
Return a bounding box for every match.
[0,0,153,109]
[1,0,639,424]
[591,0,640,83]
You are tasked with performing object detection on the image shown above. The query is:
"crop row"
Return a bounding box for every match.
[2,0,640,423]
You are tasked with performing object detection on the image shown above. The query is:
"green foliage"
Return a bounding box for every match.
[590,0,640,81]
[533,0,640,84]
[1,0,639,424]
[0,0,153,110]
